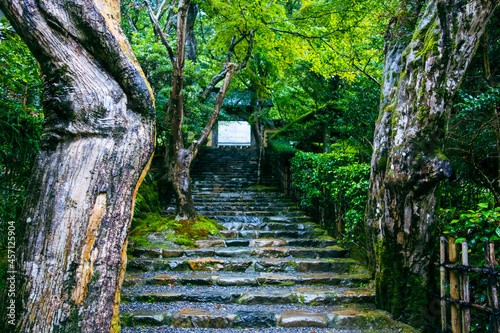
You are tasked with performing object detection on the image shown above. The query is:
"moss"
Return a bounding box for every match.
[317,235,335,241]
[416,19,440,59]
[134,178,161,215]
[433,148,449,161]
[246,185,278,190]
[119,313,133,327]
[129,214,224,248]
[374,238,429,329]
[278,282,296,286]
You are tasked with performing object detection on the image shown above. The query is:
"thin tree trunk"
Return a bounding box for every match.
[149,0,253,219]
[185,3,198,62]
[366,0,498,327]
[0,0,155,332]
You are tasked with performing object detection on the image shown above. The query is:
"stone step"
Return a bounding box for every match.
[192,179,276,184]
[191,193,292,200]
[126,257,360,274]
[195,210,305,217]
[193,201,295,208]
[122,285,375,306]
[191,190,288,197]
[195,206,301,213]
[219,221,317,231]
[132,245,348,260]
[219,228,324,239]
[123,272,371,288]
[209,216,315,224]
[120,304,418,331]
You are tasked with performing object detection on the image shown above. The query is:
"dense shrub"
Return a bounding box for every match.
[290,151,369,250]
[267,139,300,166]
[0,20,43,247]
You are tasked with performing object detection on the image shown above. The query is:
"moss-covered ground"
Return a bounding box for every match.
[129,213,225,248]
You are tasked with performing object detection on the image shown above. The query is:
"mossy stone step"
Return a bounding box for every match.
[132,245,347,260]
[210,216,314,224]
[122,286,374,305]
[120,306,418,331]
[123,272,372,288]
[126,257,359,274]
[219,221,317,231]
[195,211,305,218]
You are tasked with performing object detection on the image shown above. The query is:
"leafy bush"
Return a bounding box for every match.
[290,151,369,249]
[267,139,300,166]
[0,20,43,247]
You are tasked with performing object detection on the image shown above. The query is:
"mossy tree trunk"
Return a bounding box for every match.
[0,0,155,332]
[366,0,499,327]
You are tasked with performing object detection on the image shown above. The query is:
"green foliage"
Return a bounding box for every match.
[440,203,500,246]
[290,150,369,248]
[333,76,380,160]
[0,20,43,246]
[267,139,301,166]
[134,173,161,215]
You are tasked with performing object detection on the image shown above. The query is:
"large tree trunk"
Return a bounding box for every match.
[0,1,155,332]
[365,0,498,327]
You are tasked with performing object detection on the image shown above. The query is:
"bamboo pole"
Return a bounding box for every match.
[449,237,462,333]
[462,240,470,333]
[441,236,447,332]
[485,241,500,333]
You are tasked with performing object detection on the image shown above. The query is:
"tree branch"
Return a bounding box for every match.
[199,31,254,102]
[190,63,238,158]
[144,0,175,64]
[125,11,138,33]
[175,0,192,70]
[155,0,169,21]
[320,38,381,86]
[237,30,254,71]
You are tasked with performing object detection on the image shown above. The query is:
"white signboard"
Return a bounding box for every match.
[218,121,251,146]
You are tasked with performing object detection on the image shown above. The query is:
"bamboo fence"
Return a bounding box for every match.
[437,237,500,332]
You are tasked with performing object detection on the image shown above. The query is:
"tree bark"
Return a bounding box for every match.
[0,1,155,332]
[366,0,498,327]
[185,3,198,62]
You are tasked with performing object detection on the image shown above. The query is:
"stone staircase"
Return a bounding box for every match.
[120,147,417,332]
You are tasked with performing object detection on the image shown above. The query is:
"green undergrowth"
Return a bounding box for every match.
[129,213,225,248]
[0,250,7,291]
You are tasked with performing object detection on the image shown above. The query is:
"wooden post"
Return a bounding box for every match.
[485,241,500,333]
[461,240,470,333]
[441,236,447,332]
[449,237,462,333]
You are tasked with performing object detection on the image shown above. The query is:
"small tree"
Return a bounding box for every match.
[143,0,254,219]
